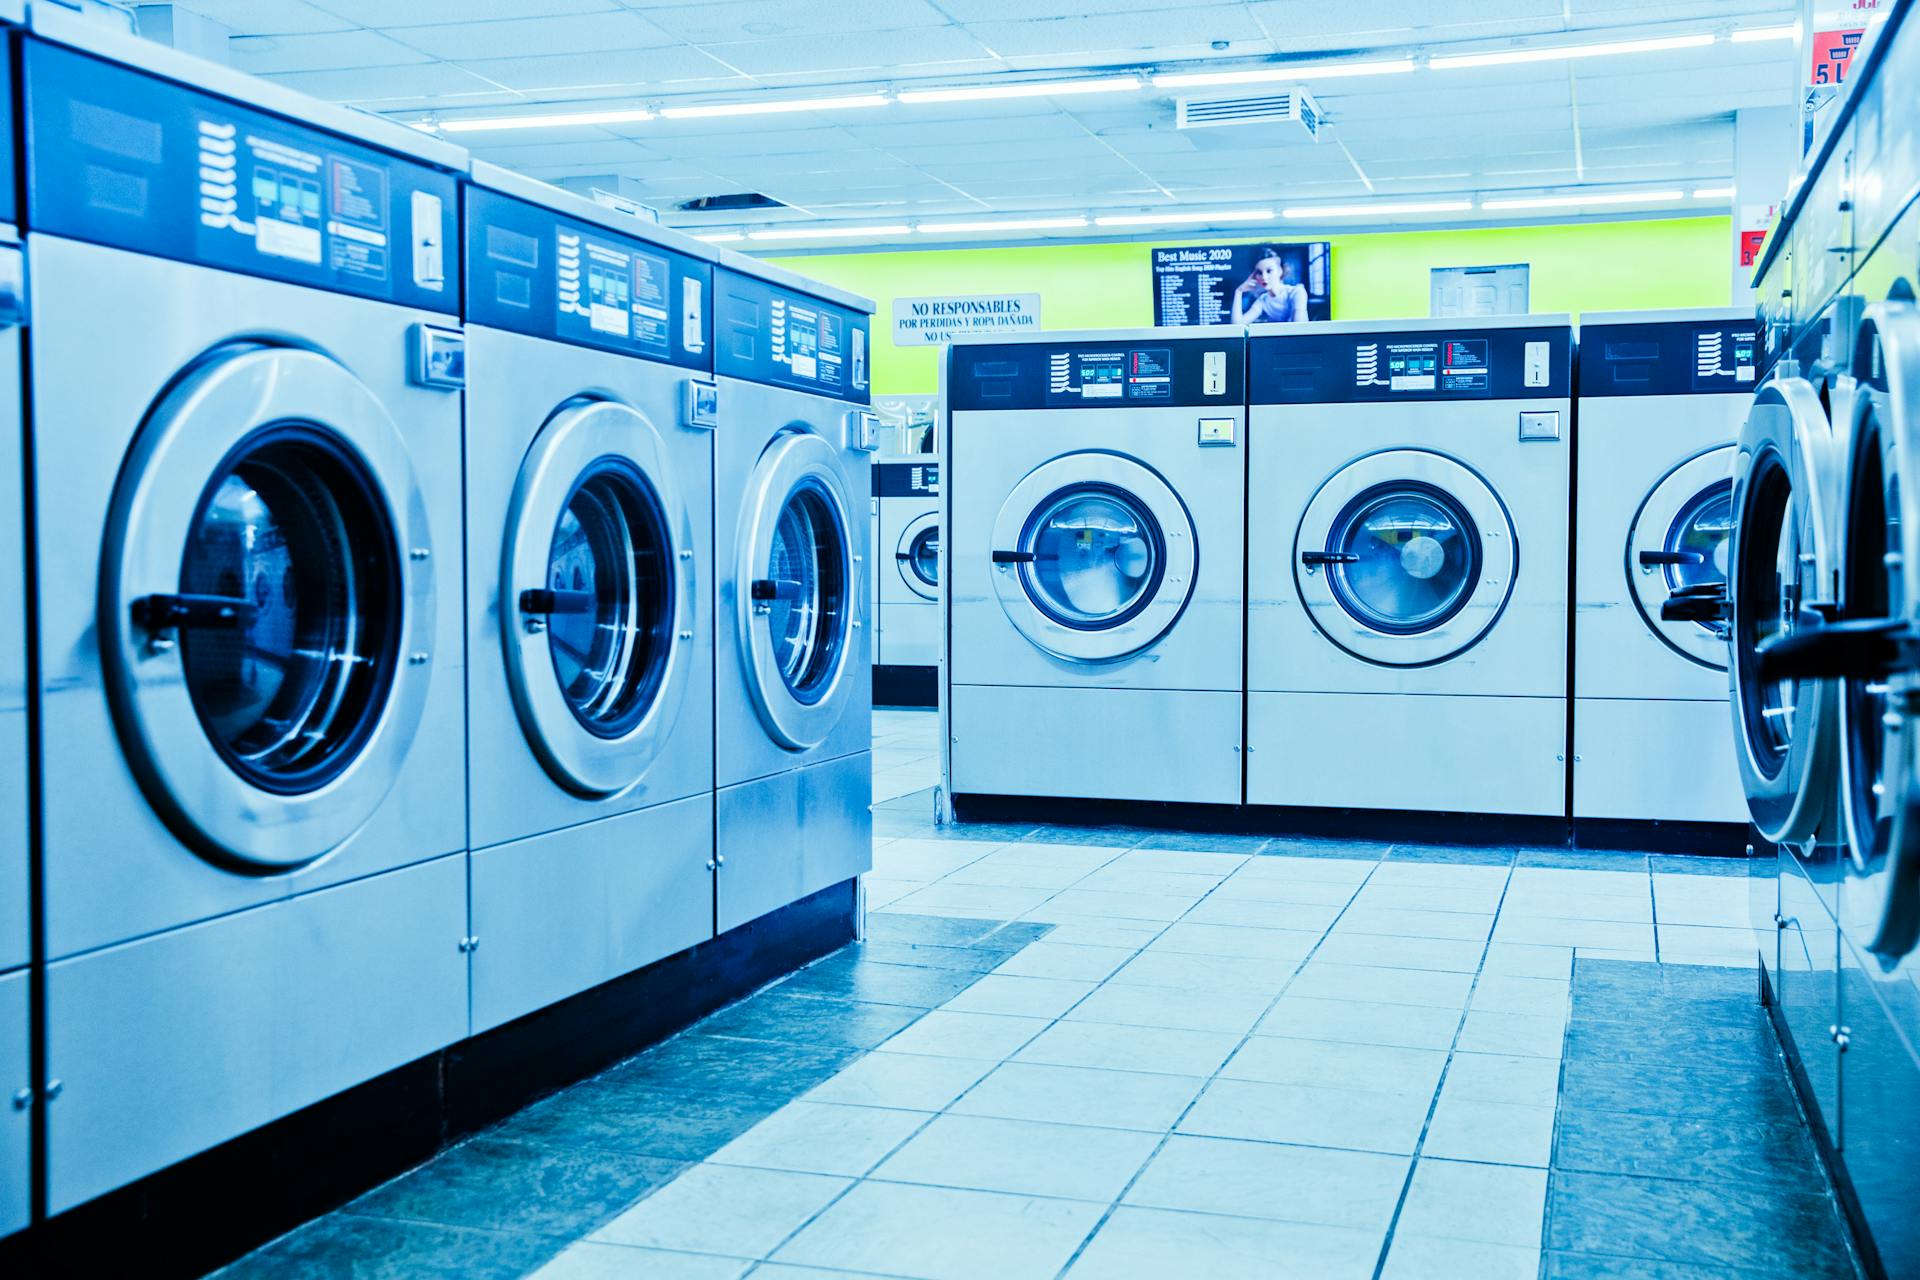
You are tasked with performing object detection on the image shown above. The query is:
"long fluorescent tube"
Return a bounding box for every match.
[1152,58,1414,88]
[1692,186,1736,199]
[746,224,913,241]
[1282,200,1474,218]
[898,76,1141,104]
[1432,33,1715,70]
[1481,189,1685,210]
[917,216,1090,233]
[436,107,653,133]
[1093,208,1274,227]
[1731,24,1798,43]
[693,231,745,243]
[660,93,890,119]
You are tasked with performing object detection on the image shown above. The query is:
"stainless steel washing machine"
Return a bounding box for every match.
[1246,317,1573,817]
[943,328,1246,807]
[712,262,876,933]
[1572,308,1756,827]
[874,457,939,707]
[24,11,469,1213]
[462,163,717,1033]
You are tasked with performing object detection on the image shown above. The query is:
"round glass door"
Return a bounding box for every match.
[1295,449,1514,667]
[102,345,433,868]
[989,452,1196,664]
[1629,446,1736,670]
[504,399,694,797]
[896,511,939,601]
[736,429,858,750]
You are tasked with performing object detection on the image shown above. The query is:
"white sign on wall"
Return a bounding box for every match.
[892,293,1041,345]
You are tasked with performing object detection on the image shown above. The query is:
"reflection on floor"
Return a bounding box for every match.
[215,711,1854,1279]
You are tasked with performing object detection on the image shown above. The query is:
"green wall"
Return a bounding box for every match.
[769,215,1733,395]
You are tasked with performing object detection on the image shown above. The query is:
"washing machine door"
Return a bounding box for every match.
[896,511,939,602]
[1628,445,1735,669]
[1836,303,1920,958]
[503,398,695,796]
[101,345,431,869]
[1294,448,1515,667]
[737,428,858,750]
[1729,374,1843,846]
[988,450,1196,663]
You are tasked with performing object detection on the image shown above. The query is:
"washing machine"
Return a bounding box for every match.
[462,163,717,1033]
[23,12,469,1213]
[874,457,940,708]
[1246,317,1573,817]
[0,0,24,1240]
[944,328,1246,807]
[712,262,876,933]
[1572,308,1757,827]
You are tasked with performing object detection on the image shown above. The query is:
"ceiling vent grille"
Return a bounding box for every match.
[1176,89,1321,140]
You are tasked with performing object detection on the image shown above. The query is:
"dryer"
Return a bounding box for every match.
[1572,308,1757,828]
[462,163,717,1034]
[24,12,469,1213]
[944,328,1246,807]
[712,263,876,934]
[1246,317,1573,818]
[874,457,940,708]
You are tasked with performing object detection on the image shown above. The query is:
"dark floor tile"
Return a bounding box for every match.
[1258,836,1390,861]
[1517,848,1649,872]
[1562,1017,1777,1070]
[902,821,1040,842]
[776,956,983,1008]
[1554,1108,1824,1189]
[864,914,1008,948]
[490,1077,781,1162]
[348,1138,684,1240]
[979,920,1053,950]
[1543,1250,1781,1279]
[1647,853,1754,878]
[1386,842,1517,867]
[1573,959,1755,1003]
[1017,824,1148,847]
[1546,1170,1852,1277]
[696,990,923,1050]
[216,1212,561,1280]
[1558,1056,1802,1126]
[607,1033,862,1098]
[1130,831,1274,853]
[856,939,1011,973]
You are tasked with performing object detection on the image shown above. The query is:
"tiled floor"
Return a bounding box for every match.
[217,712,1856,1279]
[871,710,940,805]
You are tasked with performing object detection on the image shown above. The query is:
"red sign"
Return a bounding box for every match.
[1811,28,1865,85]
[1740,229,1768,268]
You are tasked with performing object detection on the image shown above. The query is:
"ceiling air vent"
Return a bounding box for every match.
[678,192,787,212]
[1176,89,1322,140]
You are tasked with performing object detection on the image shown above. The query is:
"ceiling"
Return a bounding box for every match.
[138,1,1803,246]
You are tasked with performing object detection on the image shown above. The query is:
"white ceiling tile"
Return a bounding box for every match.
[454,47,744,91]
[263,63,505,103]
[707,28,1001,76]
[386,13,676,61]
[961,10,1267,59]
[316,0,624,24]
[643,0,952,41]
[230,30,430,74]
[150,0,352,35]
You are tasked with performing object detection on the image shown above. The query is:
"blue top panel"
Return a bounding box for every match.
[1578,318,1761,398]
[465,187,711,371]
[1249,325,1571,404]
[24,39,459,312]
[947,337,1244,411]
[873,459,938,497]
[715,267,870,404]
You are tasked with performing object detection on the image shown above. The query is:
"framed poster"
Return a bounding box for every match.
[1152,242,1331,327]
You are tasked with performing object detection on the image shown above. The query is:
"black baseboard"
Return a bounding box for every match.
[0,879,858,1280]
[949,792,1755,857]
[872,664,937,709]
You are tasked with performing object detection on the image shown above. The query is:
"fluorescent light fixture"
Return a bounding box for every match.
[1093,208,1275,227]
[1731,24,1798,43]
[1282,199,1474,218]
[692,231,745,243]
[746,223,913,241]
[1481,189,1685,210]
[659,93,890,119]
[436,107,654,133]
[1432,32,1714,70]
[897,76,1141,104]
[1692,185,1736,199]
[1152,58,1413,88]
[917,216,1090,233]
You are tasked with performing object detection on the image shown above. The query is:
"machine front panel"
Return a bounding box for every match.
[947,336,1244,411]
[1249,325,1570,403]
[1578,319,1761,399]
[24,38,460,311]
[466,186,711,370]
[715,267,870,403]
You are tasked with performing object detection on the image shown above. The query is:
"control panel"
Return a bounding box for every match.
[466,186,712,370]
[1577,318,1761,398]
[874,460,939,498]
[947,337,1245,411]
[25,39,458,311]
[715,267,871,404]
[1250,325,1571,404]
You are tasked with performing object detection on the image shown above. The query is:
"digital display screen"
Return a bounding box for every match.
[1153,242,1332,326]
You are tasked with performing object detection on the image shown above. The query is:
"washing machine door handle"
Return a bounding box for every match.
[1756,613,1916,682]
[1300,550,1361,566]
[990,549,1036,564]
[518,587,596,616]
[1638,549,1707,567]
[130,591,257,633]
[1659,581,1728,625]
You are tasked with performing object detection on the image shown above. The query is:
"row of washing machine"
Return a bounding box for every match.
[0,5,876,1234]
[870,456,941,707]
[939,310,1757,830]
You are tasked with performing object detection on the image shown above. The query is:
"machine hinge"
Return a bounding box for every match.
[1832,1024,1852,1052]
[18,1079,65,1108]
[9,1087,29,1111]
[457,935,480,953]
